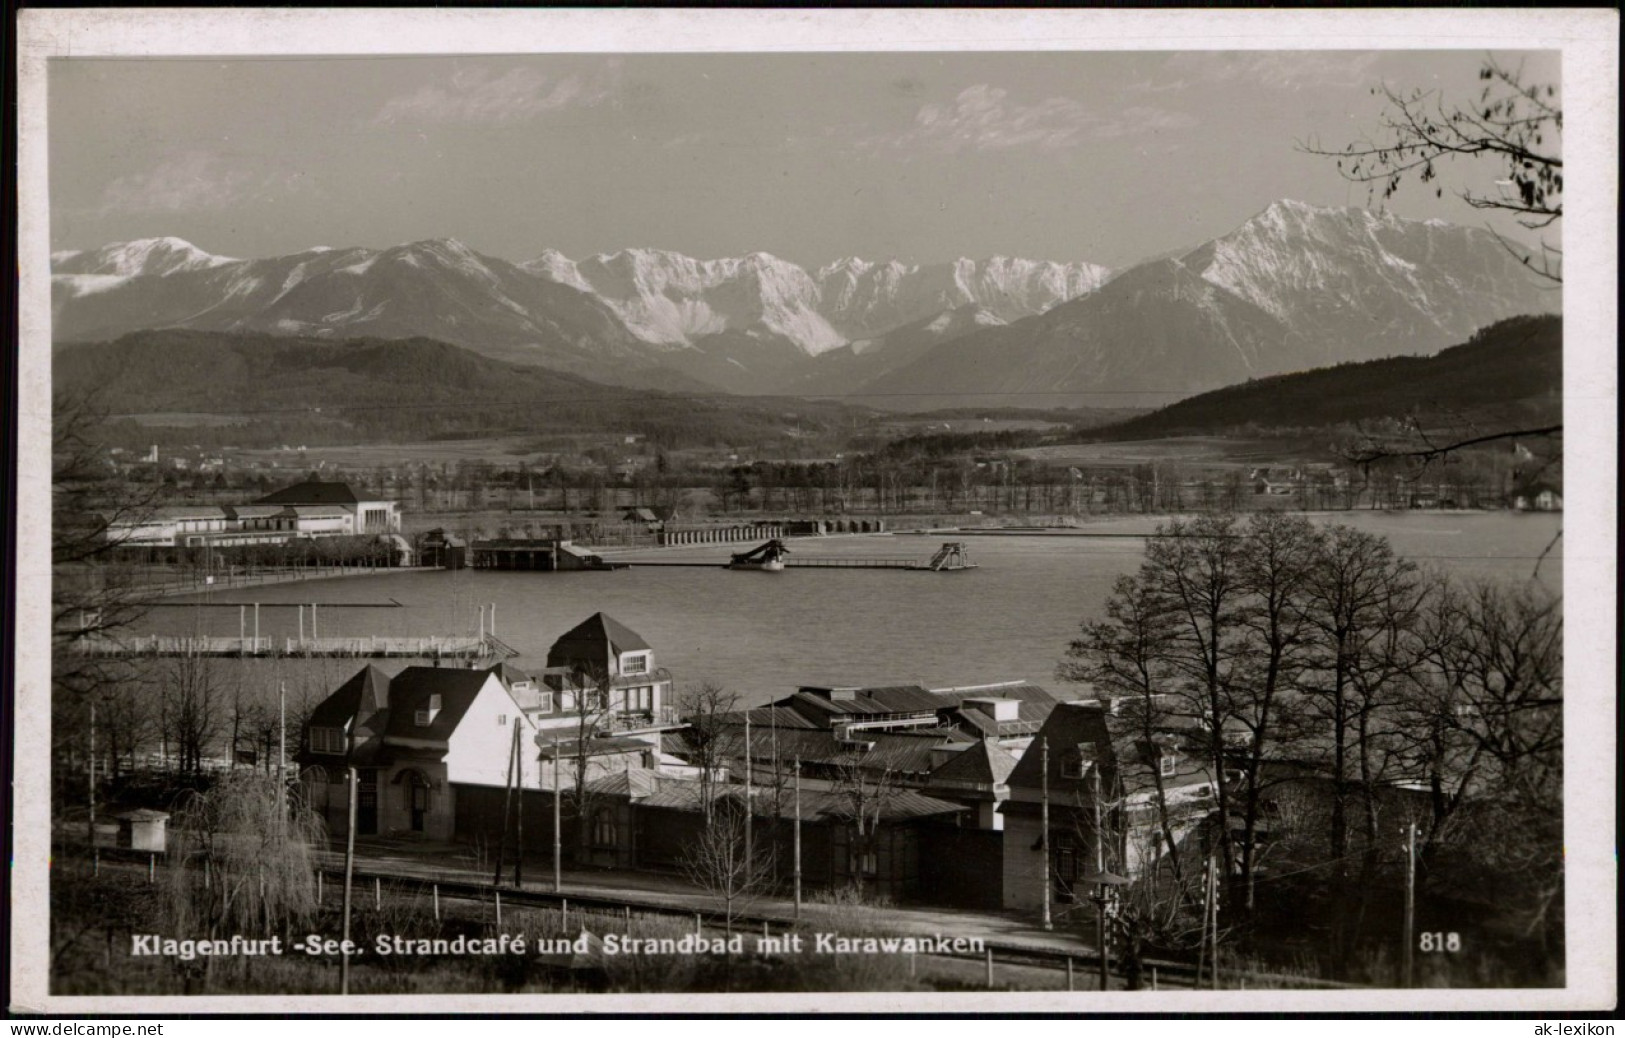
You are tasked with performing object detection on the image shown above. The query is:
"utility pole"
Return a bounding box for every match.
[793,759,802,922]
[494,721,518,888]
[1093,767,1109,992]
[278,682,287,835]
[88,702,97,855]
[1403,822,1417,988]
[341,766,357,996]
[1209,852,1221,991]
[1196,855,1208,988]
[744,711,753,865]
[1040,737,1052,931]
[513,722,524,888]
[552,750,562,893]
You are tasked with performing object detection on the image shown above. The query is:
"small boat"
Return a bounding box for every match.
[728,539,790,572]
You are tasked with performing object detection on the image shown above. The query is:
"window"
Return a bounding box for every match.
[592,808,617,848]
[622,654,649,675]
[309,727,346,755]
[416,694,442,727]
[535,691,554,715]
[1061,755,1083,779]
[848,850,878,877]
[1159,754,1177,777]
[497,714,507,726]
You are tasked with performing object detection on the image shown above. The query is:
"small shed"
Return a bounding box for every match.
[118,808,170,852]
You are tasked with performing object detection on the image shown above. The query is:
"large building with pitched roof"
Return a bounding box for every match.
[1000,699,1220,914]
[101,479,401,549]
[298,664,536,841]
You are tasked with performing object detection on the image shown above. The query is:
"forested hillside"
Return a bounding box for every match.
[53,330,863,450]
[1089,315,1560,440]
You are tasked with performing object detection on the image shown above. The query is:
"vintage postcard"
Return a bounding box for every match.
[10,8,1617,1015]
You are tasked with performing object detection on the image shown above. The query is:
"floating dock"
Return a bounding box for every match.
[631,541,976,572]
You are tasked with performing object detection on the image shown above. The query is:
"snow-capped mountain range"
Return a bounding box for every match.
[846,200,1560,408]
[50,201,1557,404]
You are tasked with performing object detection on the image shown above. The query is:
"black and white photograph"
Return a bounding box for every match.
[10,8,1617,1015]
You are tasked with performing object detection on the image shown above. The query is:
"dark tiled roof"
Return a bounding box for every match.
[308,664,393,730]
[380,667,499,744]
[546,612,651,672]
[254,480,363,506]
[1006,701,1114,795]
[929,739,1018,788]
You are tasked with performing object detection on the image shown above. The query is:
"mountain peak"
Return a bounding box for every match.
[51,236,237,278]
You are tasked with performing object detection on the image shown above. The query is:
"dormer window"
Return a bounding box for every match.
[622,653,650,676]
[416,694,442,727]
[1159,754,1178,777]
[310,726,346,754]
[1061,743,1095,779]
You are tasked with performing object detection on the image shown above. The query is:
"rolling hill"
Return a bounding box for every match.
[52,329,865,450]
[1084,314,1561,441]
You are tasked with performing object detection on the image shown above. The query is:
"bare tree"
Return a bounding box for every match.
[825,752,900,900]
[1060,574,1188,886]
[1134,514,1248,883]
[1228,511,1320,913]
[676,682,742,824]
[1298,524,1418,867]
[1302,55,1562,282]
[561,664,614,856]
[163,653,226,780]
[680,796,773,936]
[52,392,165,808]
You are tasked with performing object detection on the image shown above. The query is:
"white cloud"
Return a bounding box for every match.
[864,84,1193,153]
[98,151,324,216]
[99,151,255,214]
[375,68,609,125]
[1161,51,1384,90]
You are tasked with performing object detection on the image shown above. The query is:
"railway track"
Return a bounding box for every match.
[311,861,1362,991]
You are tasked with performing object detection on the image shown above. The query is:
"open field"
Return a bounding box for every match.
[229,437,553,469]
[1016,436,1334,469]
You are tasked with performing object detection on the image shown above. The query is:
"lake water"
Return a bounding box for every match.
[150,512,1563,709]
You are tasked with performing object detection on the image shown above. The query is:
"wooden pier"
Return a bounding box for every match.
[74,632,520,660]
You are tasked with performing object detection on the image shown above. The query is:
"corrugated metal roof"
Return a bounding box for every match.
[535,734,652,759]
[628,779,963,823]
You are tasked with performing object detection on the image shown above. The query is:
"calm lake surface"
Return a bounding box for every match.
[152,512,1563,709]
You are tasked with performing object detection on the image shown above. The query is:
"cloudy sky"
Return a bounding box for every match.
[48,49,1558,270]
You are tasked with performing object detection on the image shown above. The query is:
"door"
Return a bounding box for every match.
[357,769,379,835]
[409,774,429,833]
